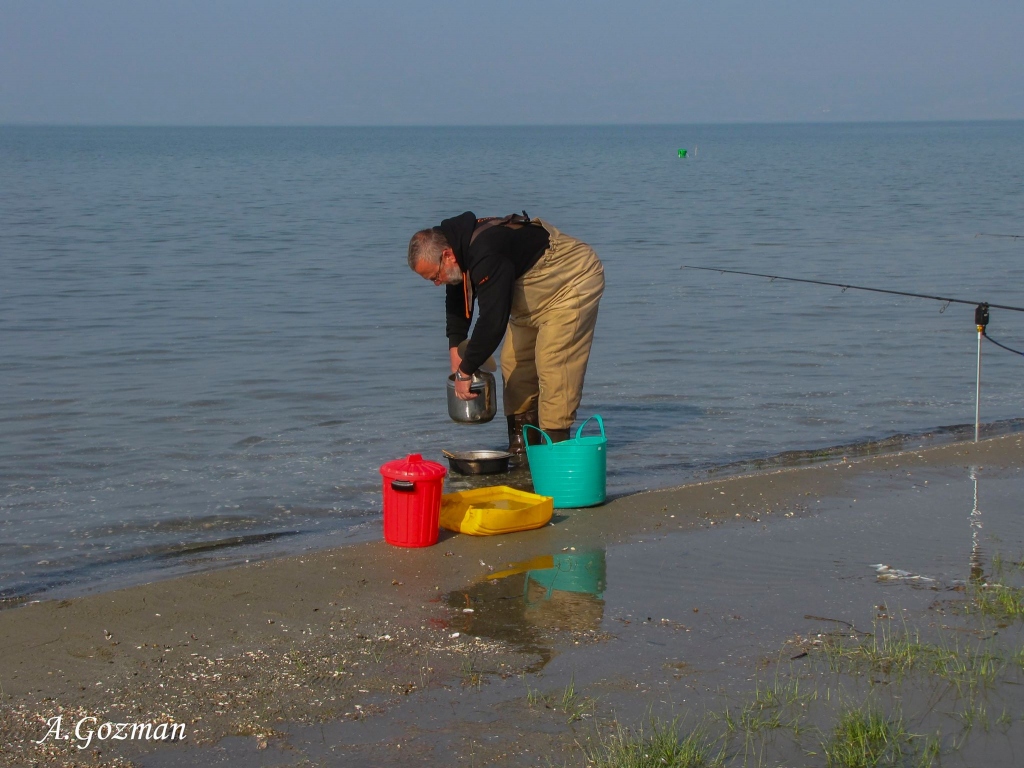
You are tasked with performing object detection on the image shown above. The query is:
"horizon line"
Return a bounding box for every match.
[1,117,1021,130]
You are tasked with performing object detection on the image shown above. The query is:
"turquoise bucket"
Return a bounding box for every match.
[524,414,607,508]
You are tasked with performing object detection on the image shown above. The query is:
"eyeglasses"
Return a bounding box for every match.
[426,260,444,283]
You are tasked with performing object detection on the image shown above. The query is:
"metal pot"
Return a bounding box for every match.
[446,371,497,424]
[442,449,511,475]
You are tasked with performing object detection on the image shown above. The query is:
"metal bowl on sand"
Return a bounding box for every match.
[442,449,512,475]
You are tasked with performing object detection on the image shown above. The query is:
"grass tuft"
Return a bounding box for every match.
[820,620,1004,695]
[524,676,540,707]
[523,674,594,722]
[559,674,592,723]
[968,583,1024,620]
[586,719,723,768]
[737,673,813,735]
[821,622,936,680]
[823,706,908,768]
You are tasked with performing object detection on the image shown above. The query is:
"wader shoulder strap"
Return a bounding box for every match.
[463,211,540,319]
[469,211,539,245]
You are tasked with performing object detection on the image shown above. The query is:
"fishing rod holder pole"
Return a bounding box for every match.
[975,303,989,443]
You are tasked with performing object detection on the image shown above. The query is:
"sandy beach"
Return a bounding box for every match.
[2,432,1023,766]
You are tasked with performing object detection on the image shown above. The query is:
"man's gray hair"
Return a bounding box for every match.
[408,228,449,270]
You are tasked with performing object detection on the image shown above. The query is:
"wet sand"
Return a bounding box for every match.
[2,433,1023,766]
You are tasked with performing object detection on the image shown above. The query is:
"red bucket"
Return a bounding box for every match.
[379,454,447,547]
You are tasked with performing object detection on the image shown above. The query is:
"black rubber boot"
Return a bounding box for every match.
[506,416,522,455]
[507,410,540,456]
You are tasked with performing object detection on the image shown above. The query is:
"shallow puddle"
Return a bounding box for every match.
[441,462,1021,679]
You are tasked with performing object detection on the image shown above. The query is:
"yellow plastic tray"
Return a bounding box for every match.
[440,486,553,536]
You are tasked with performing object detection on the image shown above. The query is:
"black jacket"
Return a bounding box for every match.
[439,211,549,374]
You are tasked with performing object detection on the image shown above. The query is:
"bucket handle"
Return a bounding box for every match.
[390,480,415,492]
[523,414,605,445]
[575,414,606,440]
[522,423,551,445]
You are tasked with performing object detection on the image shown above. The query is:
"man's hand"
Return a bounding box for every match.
[450,346,477,400]
[453,370,478,400]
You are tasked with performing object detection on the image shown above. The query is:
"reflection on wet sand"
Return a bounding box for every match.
[445,550,607,670]
[969,466,984,584]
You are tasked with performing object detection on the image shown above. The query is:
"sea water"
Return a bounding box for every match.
[2,123,1023,601]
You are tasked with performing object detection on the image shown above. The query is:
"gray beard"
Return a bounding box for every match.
[444,264,464,285]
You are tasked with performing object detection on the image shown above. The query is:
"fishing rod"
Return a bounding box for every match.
[681,265,1024,314]
[683,264,1024,442]
[681,264,1024,353]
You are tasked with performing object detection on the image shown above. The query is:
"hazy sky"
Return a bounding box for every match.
[2,1,1022,125]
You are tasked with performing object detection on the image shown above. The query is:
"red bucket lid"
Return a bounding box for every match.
[380,453,447,481]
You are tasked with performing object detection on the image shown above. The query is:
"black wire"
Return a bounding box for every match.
[983,332,1024,357]
[682,265,1024,314]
